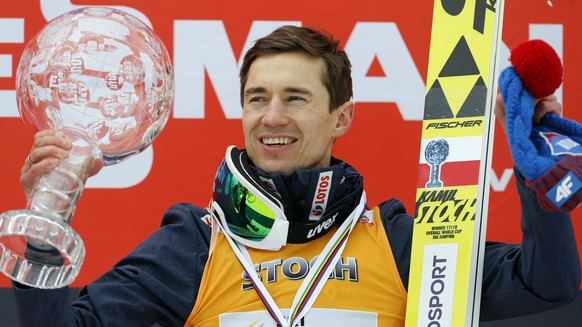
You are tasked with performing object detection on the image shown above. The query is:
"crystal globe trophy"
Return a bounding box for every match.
[424,138,449,188]
[0,7,174,288]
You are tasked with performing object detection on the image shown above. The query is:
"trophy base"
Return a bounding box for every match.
[0,210,85,289]
[425,181,443,188]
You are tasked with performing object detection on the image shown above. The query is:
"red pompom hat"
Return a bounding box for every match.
[510,39,563,98]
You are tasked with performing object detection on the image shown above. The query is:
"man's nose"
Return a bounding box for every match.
[261,97,289,126]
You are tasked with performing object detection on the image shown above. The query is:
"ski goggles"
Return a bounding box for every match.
[210,146,289,251]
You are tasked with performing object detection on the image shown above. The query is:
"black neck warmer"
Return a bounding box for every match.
[249,156,365,243]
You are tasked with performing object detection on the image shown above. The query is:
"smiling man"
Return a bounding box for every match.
[241,47,353,176]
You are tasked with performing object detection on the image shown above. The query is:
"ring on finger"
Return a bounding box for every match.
[27,155,37,165]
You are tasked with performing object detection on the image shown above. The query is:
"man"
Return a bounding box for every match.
[13,25,580,326]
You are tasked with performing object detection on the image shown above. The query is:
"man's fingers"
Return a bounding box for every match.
[31,131,72,152]
[533,95,562,124]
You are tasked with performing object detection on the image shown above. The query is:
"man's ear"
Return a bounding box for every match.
[333,101,355,137]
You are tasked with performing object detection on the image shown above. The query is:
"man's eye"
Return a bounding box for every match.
[288,96,306,102]
[248,96,266,103]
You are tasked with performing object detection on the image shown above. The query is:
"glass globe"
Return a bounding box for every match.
[16,6,173,165]
[0,7,174,289]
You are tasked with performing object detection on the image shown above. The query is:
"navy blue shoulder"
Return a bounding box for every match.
[376,198,414,290]
[162,202,212,236]
[81,202,213,325]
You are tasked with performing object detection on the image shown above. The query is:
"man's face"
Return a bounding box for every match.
[242,52,353,175]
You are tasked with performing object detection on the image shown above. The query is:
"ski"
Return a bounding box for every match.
[404,1,505,327]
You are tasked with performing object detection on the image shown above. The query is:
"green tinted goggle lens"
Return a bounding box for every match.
[223,167,277,241]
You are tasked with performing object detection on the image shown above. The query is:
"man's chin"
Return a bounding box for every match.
[255,160,294,176]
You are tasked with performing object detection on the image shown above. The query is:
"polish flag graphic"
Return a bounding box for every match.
[417,136,483,188]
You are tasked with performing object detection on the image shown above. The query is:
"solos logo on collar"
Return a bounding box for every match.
[309,171,333,221]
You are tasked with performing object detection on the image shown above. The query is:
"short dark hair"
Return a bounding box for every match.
[239,25,352,112]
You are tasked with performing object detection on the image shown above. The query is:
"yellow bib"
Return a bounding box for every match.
[186,207,407,326]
